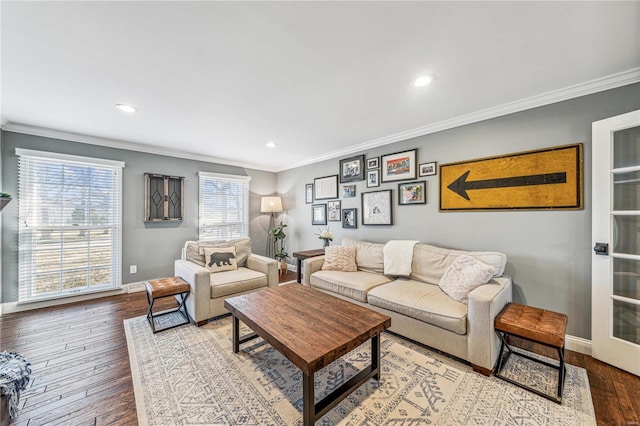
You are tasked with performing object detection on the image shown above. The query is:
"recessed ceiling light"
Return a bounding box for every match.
[115,104,136,113]
[414,75,434,87]
[266,141,277,148]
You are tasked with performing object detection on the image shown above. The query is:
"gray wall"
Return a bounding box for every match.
[1,132,277,303]
[278,83,640,339]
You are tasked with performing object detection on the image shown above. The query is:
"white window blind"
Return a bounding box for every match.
[16,148,124,303]
[198,171,251,240]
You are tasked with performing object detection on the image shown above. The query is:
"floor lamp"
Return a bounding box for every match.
[261,196,283,258]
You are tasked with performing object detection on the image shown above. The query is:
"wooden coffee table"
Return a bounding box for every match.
[224,285,391,425]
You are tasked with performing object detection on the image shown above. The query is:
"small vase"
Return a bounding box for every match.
[323,239,330,249]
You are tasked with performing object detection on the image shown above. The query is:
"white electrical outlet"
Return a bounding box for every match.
[130,265,137,274]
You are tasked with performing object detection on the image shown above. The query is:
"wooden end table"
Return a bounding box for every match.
[292,249,325,283]
[224,285,391,425]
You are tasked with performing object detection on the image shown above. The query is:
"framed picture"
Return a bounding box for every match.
[366,169,380,188]
[381,149,417,182]
[361,189,393,226]
[367,157,379,170]
[327,200,341,221]
[339,155,365,183]
[398,181,426,205]
[342,208,357,229]
[305,183,314,204]
[314,175,338,200]
[311,204,327,225]
[342,184,356,198]
[419,162,437,177]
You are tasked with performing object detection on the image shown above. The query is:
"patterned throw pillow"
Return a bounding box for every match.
[438,255,494,304]
[203,246,238,273]
[321,246,357,272]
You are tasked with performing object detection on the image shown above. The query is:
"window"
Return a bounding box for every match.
[198,171,251,240]
[17,149,124,303]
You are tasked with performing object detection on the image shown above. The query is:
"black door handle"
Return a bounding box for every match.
[594,243,609,256]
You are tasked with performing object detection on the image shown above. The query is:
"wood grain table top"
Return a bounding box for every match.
[224,285,391,375]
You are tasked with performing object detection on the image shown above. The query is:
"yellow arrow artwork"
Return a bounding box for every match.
[439,143,583,211]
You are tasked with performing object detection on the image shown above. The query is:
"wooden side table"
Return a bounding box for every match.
[494,302,568,403]
[292,249,325,283]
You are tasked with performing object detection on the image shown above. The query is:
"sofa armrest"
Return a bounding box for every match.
[246,254,279,288]
[302,255,325,286]
[466,275,513,372]
[174,259,212,324]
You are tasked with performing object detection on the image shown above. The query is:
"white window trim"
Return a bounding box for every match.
[198,171,251,241]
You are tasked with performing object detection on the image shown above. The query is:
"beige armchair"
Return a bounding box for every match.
[174,238,278,325]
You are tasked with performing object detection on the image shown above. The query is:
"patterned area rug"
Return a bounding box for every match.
[124,314,595,425]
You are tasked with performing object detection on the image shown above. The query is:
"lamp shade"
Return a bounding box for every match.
[261,196,283,213]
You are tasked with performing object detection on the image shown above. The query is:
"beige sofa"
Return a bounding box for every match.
[174,238,278,325]
[302,238,512,374]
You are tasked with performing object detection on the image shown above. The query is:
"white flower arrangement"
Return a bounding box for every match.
[316,227,333,242]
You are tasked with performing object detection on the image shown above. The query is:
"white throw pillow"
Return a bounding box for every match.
[321,246,357,272]
[203,246,238,273]
[438,255,494,304]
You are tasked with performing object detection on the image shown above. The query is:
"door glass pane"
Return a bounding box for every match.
[613,126,640,169]
[612,215,640,255]
[614,170,640,211]
[613,300,640,345]
[613,258,640,300]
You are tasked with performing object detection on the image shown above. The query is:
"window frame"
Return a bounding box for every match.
[198,171,251,241]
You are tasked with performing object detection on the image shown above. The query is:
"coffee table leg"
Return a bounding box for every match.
[303,370,315,426]
[372,334,380,381]
[232,314,240,353]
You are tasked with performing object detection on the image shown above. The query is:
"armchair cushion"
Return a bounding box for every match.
[185,238,251,267]
[209,267,268,298]
[203,246,238,272]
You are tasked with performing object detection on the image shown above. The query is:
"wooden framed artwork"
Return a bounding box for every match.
[366,170,380,188]
[311,204,327,225]
[340,155,365,183]
[314,175,338,200]
[439,143,583,211]
[367,157,379,170]
[361,189,393,225]
[342,185,356,198]
[419,162,437,177]
[327,200,341,221]
[398,181,426,205]
[342,208,357,229]
[381,149,417,182]
[305,183,313,204]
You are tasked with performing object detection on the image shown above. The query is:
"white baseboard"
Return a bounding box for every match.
[0,282,146,316]
[565,334,592,356]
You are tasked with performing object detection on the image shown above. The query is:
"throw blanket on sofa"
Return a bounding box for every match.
[383,240,419,276]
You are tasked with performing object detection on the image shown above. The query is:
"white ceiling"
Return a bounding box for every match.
[2,1,639,172]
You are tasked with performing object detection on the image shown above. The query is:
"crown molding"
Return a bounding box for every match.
[290,67,640,171]
[3,68,638,173]
[0,123,280,173]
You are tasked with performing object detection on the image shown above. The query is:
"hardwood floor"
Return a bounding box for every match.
[1,278,638,425]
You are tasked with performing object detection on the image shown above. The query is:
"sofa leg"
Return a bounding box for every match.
[472,364,492,376]
[195,319,209,327]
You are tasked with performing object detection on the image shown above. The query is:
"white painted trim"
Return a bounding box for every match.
[294,68,640,170]
[198,171,251,181]
[0,282,145,316]
[565,334,592,356]
[2,123,277,172]
[2,68,639,173]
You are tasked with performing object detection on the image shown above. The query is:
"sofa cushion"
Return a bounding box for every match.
[410,243,506,285]
[342,238,385,274]
[438,255,494,304]
[322,246,357,272]
[367,279,468,335]
[209,267,267,298]
[203,246,238,273]
[310,270,392,302]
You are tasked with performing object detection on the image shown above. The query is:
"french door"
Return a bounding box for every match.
[592,109,640,376]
